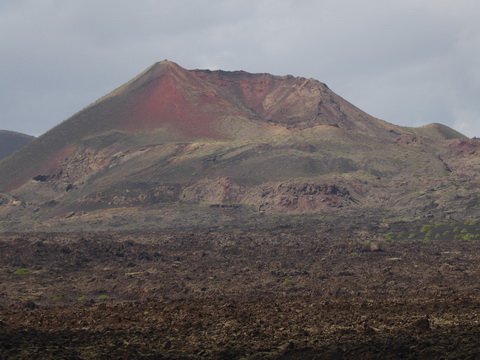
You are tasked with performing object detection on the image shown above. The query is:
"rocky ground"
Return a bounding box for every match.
[1,227,480,359]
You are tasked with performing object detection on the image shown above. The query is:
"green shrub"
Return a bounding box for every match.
[461,228,468,233]
[450,222,457,227]
[13,268,33,275]
[424,230,434,238]
[408,233,416,239]
[443,230,451,237]
[463,233,476,241]
[96,295,111,300]
[52,295,65,301]
[453,227,461,233]
[420,225,433,233]
[384,232,395,241]
[77,296,88,302]
[435,233,442,239]
[397,232,405,239]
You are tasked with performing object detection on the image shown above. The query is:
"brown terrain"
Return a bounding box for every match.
[2,224,480,359]
[1,61,480,358]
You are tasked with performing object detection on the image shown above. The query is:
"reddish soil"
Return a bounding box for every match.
[129,75,216,138]
[126,65,249,140]
[1,229,480,359]
[449,138,480,153]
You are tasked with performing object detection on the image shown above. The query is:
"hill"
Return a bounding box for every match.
[0,61,477,231]
[0,130,35,160]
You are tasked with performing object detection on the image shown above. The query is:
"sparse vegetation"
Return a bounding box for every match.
[424,230,434,239]
[13,268,33,275]
[420,225,433,233]
[384,232,395,241]
[384,220,480,242]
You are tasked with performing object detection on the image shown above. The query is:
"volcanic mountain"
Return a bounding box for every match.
[0,130,35,161]
[0,61,478,231]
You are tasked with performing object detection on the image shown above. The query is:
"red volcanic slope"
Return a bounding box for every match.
[125,64,246,139]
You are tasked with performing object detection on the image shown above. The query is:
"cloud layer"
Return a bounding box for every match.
[1,0,479,137]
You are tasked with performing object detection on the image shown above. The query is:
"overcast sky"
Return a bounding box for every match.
[1,0,479,138]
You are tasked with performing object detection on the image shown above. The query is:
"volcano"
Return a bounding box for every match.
[0,61,478,231]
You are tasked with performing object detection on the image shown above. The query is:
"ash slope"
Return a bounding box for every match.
[0,61,477,231]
